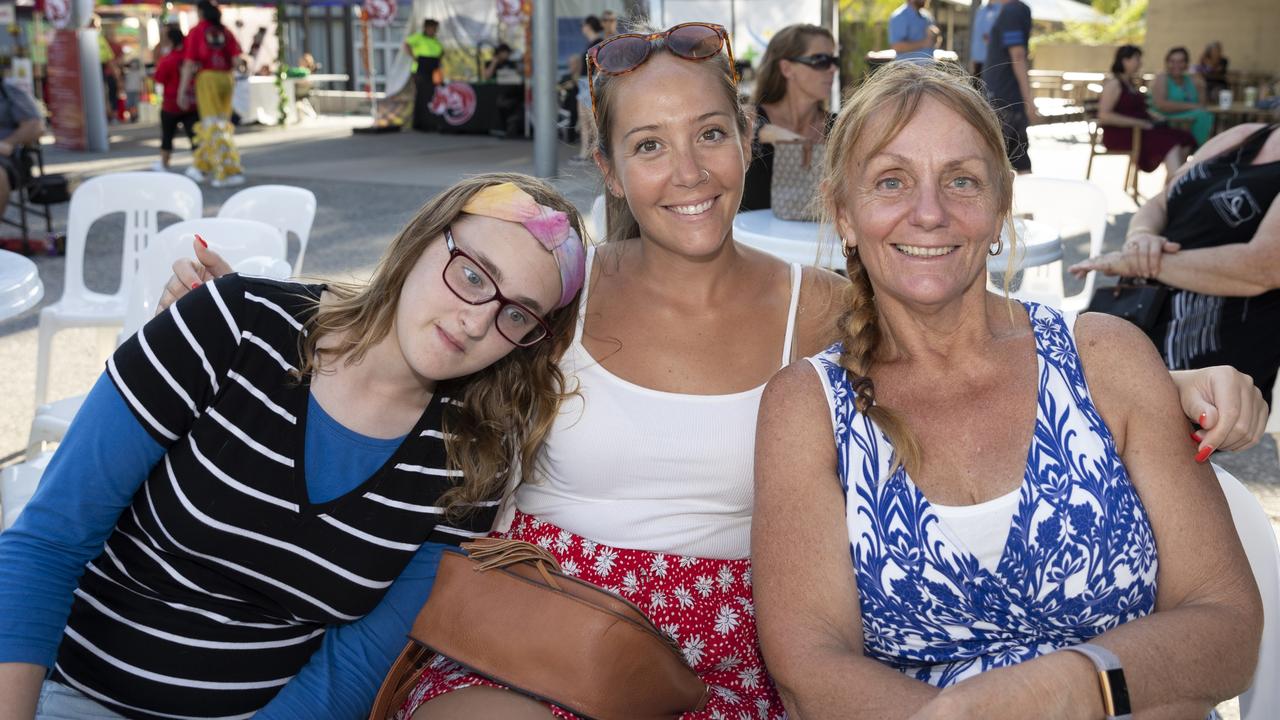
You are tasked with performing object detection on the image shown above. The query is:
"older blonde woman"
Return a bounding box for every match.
[752,62,1262,719]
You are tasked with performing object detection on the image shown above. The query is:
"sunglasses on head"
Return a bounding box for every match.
[586,22,735,117]
[788,53,839,70]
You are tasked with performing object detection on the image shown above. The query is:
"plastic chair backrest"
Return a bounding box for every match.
[120,218,287,340]
[1215,465,1280,720]
[62,172,202,303]
[216,185,317,275]
[1012,175,1108,306]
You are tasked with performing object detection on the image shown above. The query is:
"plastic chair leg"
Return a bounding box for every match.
[33,317,56,407]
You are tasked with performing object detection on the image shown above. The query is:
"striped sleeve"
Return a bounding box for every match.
[108,274,248,447]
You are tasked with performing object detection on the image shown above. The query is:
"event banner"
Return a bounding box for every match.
[46,29,85,150]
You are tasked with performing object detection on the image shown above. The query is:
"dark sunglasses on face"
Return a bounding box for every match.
[788,53,839,70]
[442,227,551,347]
[586,22,736,116]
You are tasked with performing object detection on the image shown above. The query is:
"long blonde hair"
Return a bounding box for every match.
[296,173,584,514]
[751,24,834,106]
[821,62,1014,476]
[591,21,750,243]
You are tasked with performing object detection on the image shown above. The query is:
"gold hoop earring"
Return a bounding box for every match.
[989,237,1003,256]
[841,242,855,259]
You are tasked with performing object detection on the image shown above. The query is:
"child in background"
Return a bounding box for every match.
[152,27,198,172]
[122,57,144,122]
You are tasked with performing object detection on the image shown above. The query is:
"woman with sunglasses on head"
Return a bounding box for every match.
[0,174,586,720]
[740,24,839,211]
[399,20,845,720]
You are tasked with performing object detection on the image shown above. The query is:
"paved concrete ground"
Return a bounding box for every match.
[0,112,1274,719]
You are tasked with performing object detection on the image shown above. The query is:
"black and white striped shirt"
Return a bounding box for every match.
[52,275,495,719]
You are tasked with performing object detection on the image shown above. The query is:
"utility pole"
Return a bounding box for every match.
[533,0,557,178]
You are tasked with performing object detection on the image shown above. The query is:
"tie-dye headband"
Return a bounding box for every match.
[461,183,586,310]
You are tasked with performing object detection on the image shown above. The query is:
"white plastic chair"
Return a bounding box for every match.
[216,185,317,275]
[1215,465,1280,720]
[1004,175,1107,311]
[26,218,287,457]
[33,172,202,406]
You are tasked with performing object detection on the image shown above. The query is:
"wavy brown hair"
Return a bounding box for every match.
[591,20,750,243]
[821,62,1014,477]
[295,173,585,515]
[751,24,834,106]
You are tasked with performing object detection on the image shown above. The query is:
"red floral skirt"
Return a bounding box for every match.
[396,511,786,720]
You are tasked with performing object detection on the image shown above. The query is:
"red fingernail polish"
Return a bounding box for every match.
[195,234,208,248]
[1189,431,1201,445]
[1195,445,1214,463]
[1198,412,1206,426]
[191,281,201,290]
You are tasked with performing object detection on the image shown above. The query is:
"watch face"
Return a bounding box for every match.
[1103,668,1132,715]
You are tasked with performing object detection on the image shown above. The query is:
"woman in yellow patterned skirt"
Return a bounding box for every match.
[178,0,244,187]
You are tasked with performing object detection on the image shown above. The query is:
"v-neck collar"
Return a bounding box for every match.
[888,302,1046,584]
[290,384,444,514]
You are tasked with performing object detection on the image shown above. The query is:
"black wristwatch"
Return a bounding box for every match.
[1060,644,1132,720]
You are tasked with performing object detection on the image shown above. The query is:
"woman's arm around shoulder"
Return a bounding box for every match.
[1074,312,1262,715]
[792,265,849,357]
[753,362,939,719]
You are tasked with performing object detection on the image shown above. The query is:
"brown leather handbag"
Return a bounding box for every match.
[368,538,709,720]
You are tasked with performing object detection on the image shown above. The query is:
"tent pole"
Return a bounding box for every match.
[533,0,557,178]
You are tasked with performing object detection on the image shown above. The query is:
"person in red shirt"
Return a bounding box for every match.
[178,0,245,186]
[153,27,199,172]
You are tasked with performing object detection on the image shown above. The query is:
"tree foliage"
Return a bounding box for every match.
[1033,0,1147,50]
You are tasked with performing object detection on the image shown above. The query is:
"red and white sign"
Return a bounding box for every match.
[43,0,70,29]
[47,30,86,149]
[362,0,396,27]
[429,82,477,126]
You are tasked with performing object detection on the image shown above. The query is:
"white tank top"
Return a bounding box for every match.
[515,247,803,559]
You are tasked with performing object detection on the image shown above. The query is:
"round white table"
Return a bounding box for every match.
[0,249,43,321]
[732,209,844,270]
[987,218,1063,274]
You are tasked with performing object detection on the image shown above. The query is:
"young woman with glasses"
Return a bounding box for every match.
[740,24,839,211]
[0,174,586,720]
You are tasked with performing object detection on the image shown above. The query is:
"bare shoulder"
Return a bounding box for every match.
[758,359,834,465]
[794,266,849,356]
[1072,312,1180,446]
[763,357,827,407]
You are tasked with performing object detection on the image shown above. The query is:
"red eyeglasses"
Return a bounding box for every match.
[586,22,736,117]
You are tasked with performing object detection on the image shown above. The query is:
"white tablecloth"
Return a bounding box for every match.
[0,249,42,321]
[732,209,843,270]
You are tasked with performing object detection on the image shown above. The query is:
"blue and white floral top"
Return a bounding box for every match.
[807,303,1159,687]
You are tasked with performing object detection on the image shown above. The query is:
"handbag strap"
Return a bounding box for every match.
[367,642,435,720]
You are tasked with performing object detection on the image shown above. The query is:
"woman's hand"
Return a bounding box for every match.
[757,123,806,145]
[1068,250,1139,279]
[157,237,233,313]
[1123,232,1180,278]
[1173,365,1270,458]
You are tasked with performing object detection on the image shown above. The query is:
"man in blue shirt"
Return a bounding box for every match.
[969,0,1003,76]
[888,0,940,62]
